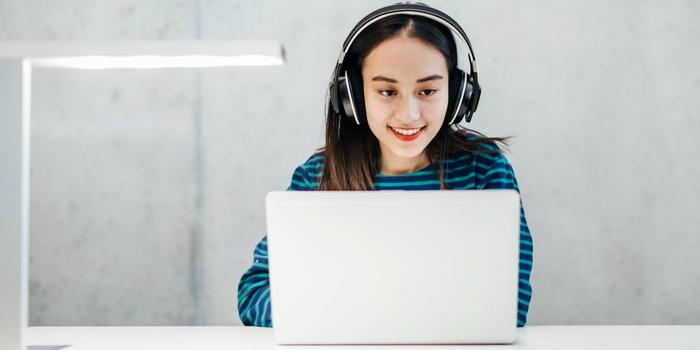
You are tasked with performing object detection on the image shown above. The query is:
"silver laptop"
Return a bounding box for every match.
[265,190,521,345]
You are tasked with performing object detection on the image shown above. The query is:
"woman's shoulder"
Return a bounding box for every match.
[288,151,324,191]
[457,132,518,190]
[297,151,324,174]
[444,131,518,188]
[448,131,506,163]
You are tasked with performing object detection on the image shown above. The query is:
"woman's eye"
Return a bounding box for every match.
[378,89,437,97]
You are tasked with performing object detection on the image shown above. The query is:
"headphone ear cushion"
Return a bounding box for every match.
[462,75,476,122]
[446,69,465,124]
[346,68,366,124]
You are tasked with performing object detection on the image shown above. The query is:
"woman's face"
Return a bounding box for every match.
[362,33,450,169]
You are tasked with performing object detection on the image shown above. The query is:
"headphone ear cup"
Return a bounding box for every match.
[446,69,466,124]
[463,74,480,123]
[346,68,366,124]
[330,77,340,114]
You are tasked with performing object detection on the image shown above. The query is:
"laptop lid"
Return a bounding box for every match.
[265,190,521,345]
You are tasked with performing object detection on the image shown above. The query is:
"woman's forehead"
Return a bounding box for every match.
[363,35,448,79]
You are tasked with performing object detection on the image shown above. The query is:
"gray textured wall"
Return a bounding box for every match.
[0,0,698,326]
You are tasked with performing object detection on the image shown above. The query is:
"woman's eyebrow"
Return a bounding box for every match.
[371,75,444,83]
[416,74,443,83]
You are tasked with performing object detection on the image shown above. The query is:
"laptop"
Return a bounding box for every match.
[265,190,521,345]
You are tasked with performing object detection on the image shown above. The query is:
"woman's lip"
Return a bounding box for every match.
[388,125,424,141]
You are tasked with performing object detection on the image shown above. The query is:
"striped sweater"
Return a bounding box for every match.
[237,139,534,328]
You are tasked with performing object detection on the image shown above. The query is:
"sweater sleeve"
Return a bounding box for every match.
[237,164,316,327]
[476,147,534,327]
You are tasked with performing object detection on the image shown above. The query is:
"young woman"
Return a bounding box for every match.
[238,3,533,328]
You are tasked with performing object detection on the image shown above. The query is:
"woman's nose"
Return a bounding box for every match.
[396,95,420,122]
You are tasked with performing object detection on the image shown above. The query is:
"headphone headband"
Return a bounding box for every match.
[338,3,477,75]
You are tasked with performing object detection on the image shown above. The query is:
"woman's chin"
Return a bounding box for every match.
[384,143,426,159]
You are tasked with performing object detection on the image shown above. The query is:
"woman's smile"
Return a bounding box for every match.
[388,125,426,141]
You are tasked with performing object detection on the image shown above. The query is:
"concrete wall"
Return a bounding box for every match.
[0,0,698,325]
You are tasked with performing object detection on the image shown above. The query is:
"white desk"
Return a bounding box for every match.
[25,326,700,350]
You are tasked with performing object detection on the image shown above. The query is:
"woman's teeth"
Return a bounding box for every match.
[390,126,423,135]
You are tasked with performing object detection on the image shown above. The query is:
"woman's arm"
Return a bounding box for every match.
[237,163,317,327]
[237,236,272,326]
[477,147,534,327]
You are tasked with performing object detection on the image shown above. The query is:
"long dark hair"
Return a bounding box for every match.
[315,14,511,190]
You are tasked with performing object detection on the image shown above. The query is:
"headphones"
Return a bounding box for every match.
[328,2,482,127]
